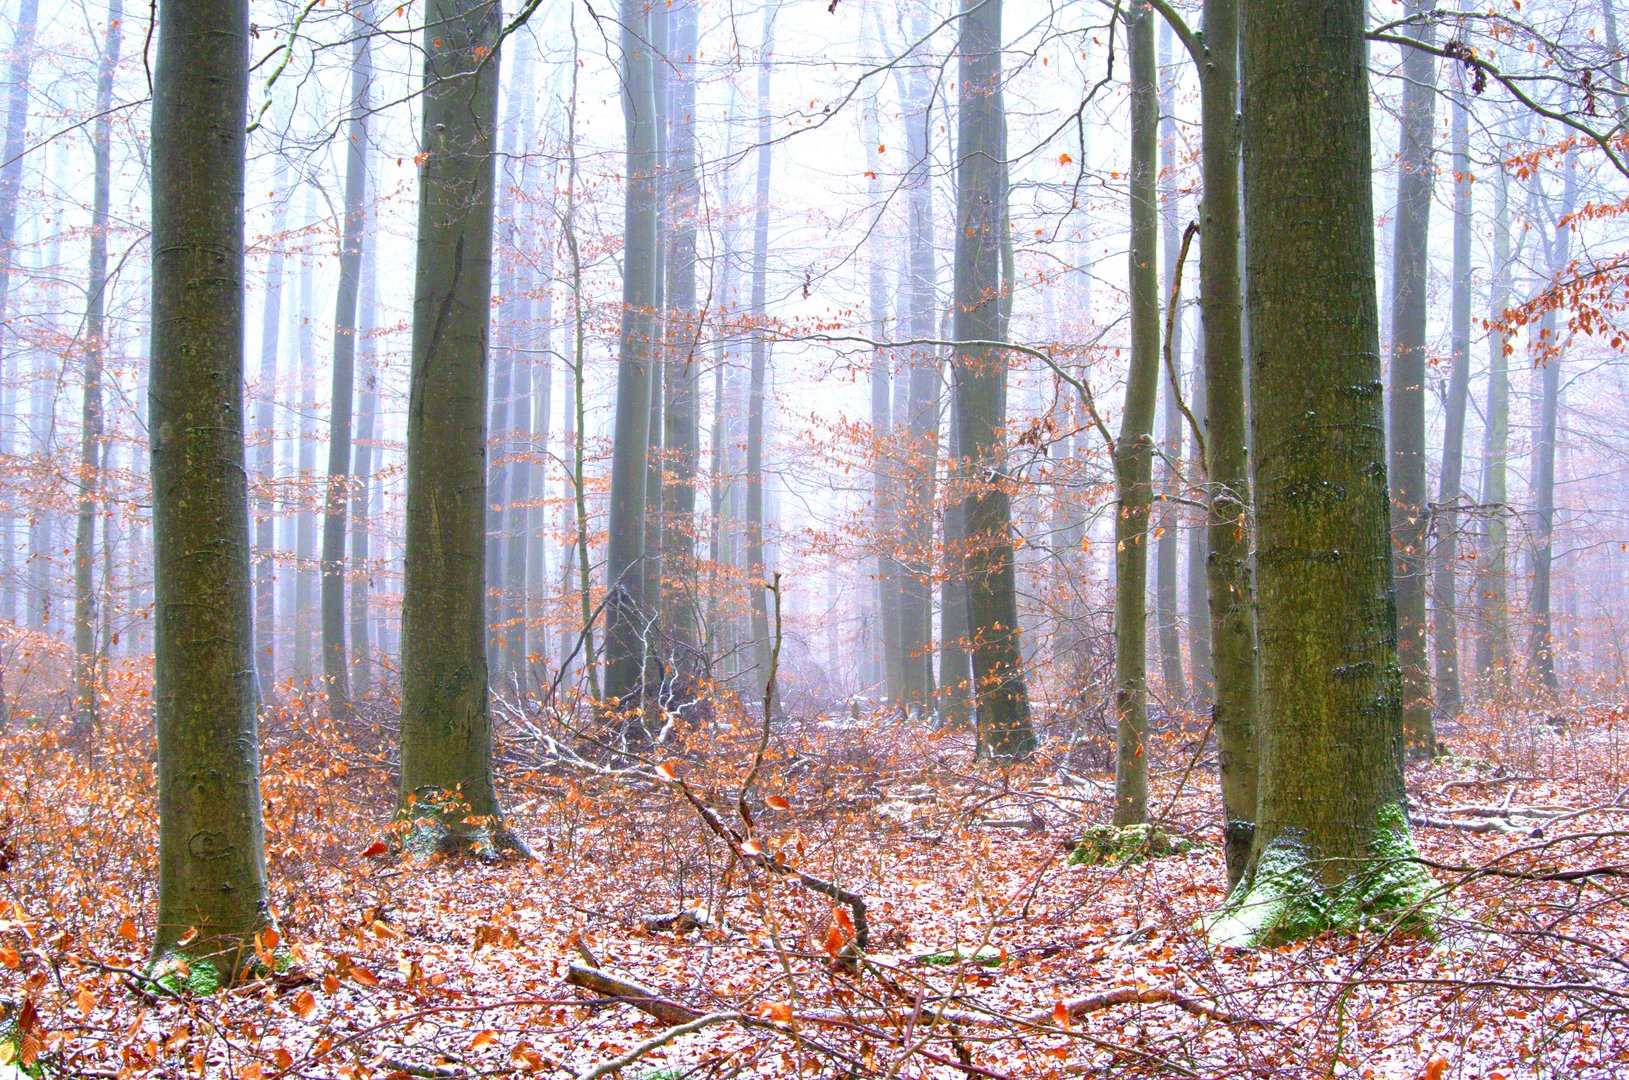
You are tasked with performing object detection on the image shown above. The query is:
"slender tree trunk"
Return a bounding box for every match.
[350,229,378,700]
[320,1,371,721]
[1185,334,1211,696]
[563,9,598,698]
[1216,0,1434,946]
[149,0,272,972]
[396,0,528,858]
[1529,153,1577,694]
[294,216,318,686]
[1386,0,1439,752]
[71,1,124,745]
[254,158,288,696]
[520,242,554,690]
[953,0,1034,760]
[1154,20,1186,706]
[1112,0,1160,821]
[1432,73,1471,718]
[0,0,41,623]
[604,0,661,707]
[744,3,778,680]
[940,365,973,732]
[862,104,899,702]
[1475,149,1512,692]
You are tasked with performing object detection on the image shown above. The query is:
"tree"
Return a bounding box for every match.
[744,3,780,682]
[254,157,289,697]
[603,0,661,708]
[1212,0,1435,946]
[1385,0,1439,752]
[72,0,125,744]
[1475,137,1513,692]
[321,0,373,721]
[952,0,1034,760]
[350,228,378,699]
[1154,20,1186,706]
[1112,0,1161,821]
[396,0,528,857]
[149,0,272,973]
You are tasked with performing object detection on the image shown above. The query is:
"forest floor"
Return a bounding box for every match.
[1,683,1626,1079]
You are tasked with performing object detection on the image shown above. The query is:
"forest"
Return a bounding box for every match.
[0,0,1627,1076]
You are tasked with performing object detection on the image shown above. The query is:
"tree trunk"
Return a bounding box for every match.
[72,0,124,745]
[1432,73,1471,718]
[254,157,288,696]
[940,364,973,732]
[744,3,778,681]
[149,0,272,974]
[1385,0,1438,752]
[1475,146,1512,692]
[862,103,899,702]
[1113,0,1160,821]
[1185,334,1211,698]
[1154,19,1186,706]
[0,0,40,623]
[397,0,528,858]
[952,0,1034,761]
[294,211,318,687]
[1215,0,1435,947]
[320,1,371,721]
[350,226,378,700]
[604,0,661,707]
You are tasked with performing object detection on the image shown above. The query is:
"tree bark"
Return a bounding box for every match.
[397,0,528,858]
[350,224,378,700]
[1154,19,1187,706]
[1385,0,1439,752]
[1474,144,1513,693]
[1215,0,1435,947]
[744,3,778,681]
[149,0,272,972]
[1113,0,1160,820]
[254,157,288,697]
[294,211,318,686]
[952,0,1034,761]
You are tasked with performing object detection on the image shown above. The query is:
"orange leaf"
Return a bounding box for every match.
[822,923,845,958]
[117,917,138,943]
[468,1029,499,1050]
[1052,999,1072,1030]
[741,839,763,856]
[1059,152,1074,165]
[766,795,791,811]
[655,761,678,781]
[293,990,317,1020]
[360,841,389,858]
[0,944,19,968]
[321,973,340,993]
[1424,1053,1449,1080]
[75,987,96,1017]
[833,906,855,937]
[349,966,378,987]
[759,1001,793,1023]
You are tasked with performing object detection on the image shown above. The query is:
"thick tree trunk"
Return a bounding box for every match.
[604,0,661,707]
[744,3,778,681]
[952,0,1034,761]
[1154,20,1186,706]
[321,1,371,721]
[1113,0,1160,822]
[1215,0,1434,947]
[396,0,528,858]
[149,0,272,974]
[0,0,40,623]
[1385,0,1439,752]
[72,1,124,745]
[254,158,288,696]
[1475,152,1512,692]
[1432,75,1471,718]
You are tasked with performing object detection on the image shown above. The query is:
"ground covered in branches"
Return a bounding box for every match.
[1,689,1626,1079]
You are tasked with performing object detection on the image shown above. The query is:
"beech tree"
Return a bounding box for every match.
[1214,0,1435,945]
[396,0,527,857]
[149,0,272,973]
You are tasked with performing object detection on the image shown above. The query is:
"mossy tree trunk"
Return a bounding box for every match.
[397,0,528,859]
[149,0,272,973]
[1215,0,1435,947]
[1113,0,1160,821]
[952,0,1034,761]
[1385,0,1438,753]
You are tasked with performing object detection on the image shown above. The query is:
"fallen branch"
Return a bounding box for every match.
[566,963,700,1026]
[574,1011,741,1080]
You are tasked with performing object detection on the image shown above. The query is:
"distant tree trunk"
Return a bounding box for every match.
[1475,149,1513,691]
[520,242,554,691]
[940,364,973,732]
[744,3,778,680]
[1528,153,1577,694]
[953,0,1034,760]
[1385,0,1438,752]
[149,0,272,972]
[320,1,371,721]
[396,0,528,858]
[1185,335,1211,696]
[1432,73,1471,718]
[862,104,899,702]
[254,157,288,696]
[294,213,318,686]
[1215,0,1434,946]
[72,0,124,744]
[604,0,660,707]
[661,0,701,656]
[1112,0,1160,821]
[1154,19,1186,706]
[1199,0,1259,889]
[0,0,40,623]
[350,231,378,700]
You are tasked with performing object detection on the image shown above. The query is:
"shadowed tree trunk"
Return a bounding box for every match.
[952,0,1034,760]
[604,0,661,708]
[1432,72,1471,718]
[1113,0,1160,821]
[1385,0,1438,752]
[72,0,124,745]
[149,0,272,974]
[1213,0,1435,946]
[320,0,372,722]
[1475,143,1513,693]
[254,157,288,696]
[396,0,528,858]
[0,0,40,622]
